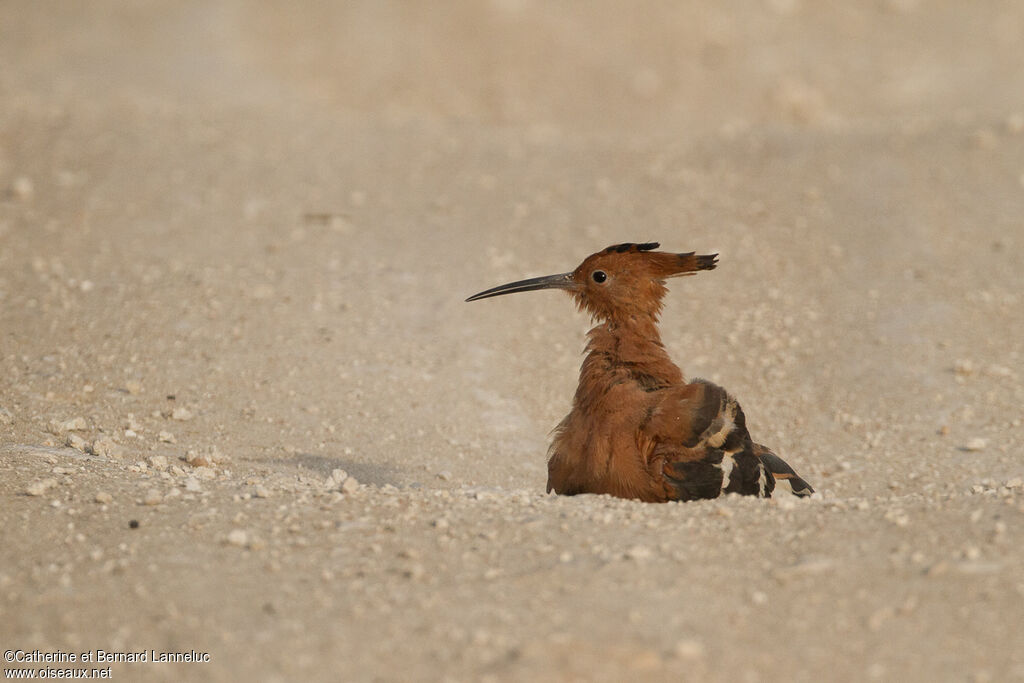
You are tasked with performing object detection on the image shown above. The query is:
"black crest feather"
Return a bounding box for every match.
[604,242,660,254]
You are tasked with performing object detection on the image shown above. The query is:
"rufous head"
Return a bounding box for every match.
[466,242,718,324]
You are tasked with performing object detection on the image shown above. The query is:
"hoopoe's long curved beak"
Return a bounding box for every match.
[465,272,575,302]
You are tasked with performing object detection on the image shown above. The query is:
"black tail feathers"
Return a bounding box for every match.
[757,448,814,497]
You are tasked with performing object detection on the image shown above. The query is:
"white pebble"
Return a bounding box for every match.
[94,492,113,504]
[324,469,348,490]
[673,639,706,660]
[171,407,193,421]
[962,438,988,452]
[11,176,34,201]
[226,529,248,547]
[192,466,216,480]
[624,545,652,561]
[66,433,88,451]
[26,478,58,496]
[158,431,176,443]
[143,489,163,506]
[50,416,88,434]
[775,496,796,510]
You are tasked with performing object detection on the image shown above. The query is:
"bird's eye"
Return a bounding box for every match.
[592,270,607,284]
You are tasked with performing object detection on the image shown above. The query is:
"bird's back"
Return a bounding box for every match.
[546,324,813,502]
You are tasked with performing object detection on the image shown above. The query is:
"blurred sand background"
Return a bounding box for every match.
[1,1,1023,681]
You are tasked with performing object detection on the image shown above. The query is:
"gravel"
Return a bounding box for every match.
[1,4,1022,682]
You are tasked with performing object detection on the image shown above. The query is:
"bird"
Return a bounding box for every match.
[466,242,813,502]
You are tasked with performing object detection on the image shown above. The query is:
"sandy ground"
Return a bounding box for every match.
[2,2,1024,681]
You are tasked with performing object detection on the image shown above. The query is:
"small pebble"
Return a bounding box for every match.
[50,416,88,434]
[89,437,118,457]
[183,477,202,492]
[437,470,452,481]
[775,496,796,511]
[171,407,193,421]
[324,469,348,490]
[962,438,988,452]
[142,489,162,506]
[340,476,360,494]
[673,639,706,660]
[94,492,113,504]
[184,447,222,467]
[226,529,249,546]
[625,545,652,561]
[953,359,974,376]
[10,176,34,201]
[158,431,176,443]
[66,433,88,451]
[184,449,209,466]
[192,466,216,480]
[26,478,58,496]
[253,485,270,498]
